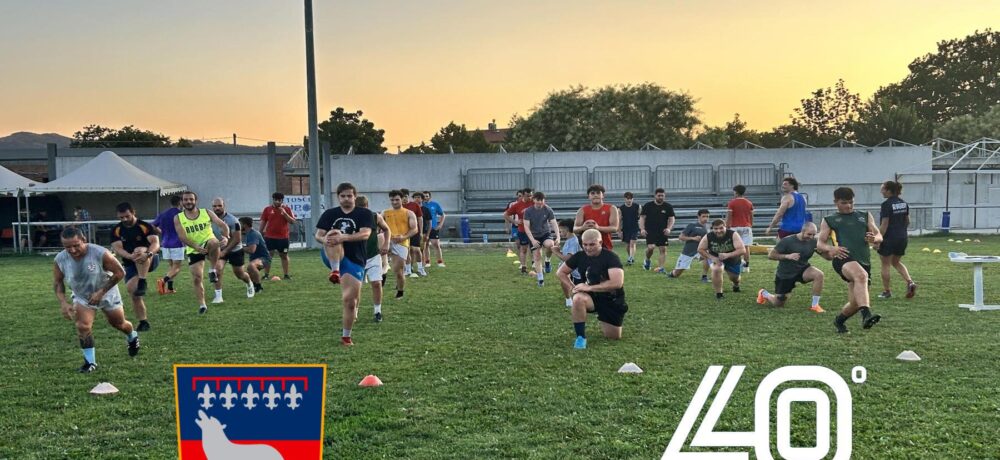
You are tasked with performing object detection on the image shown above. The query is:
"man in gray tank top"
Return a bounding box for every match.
[53,227,140,373]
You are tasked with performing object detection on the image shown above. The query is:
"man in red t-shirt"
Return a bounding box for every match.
[574,184,619,250]
[504,188,534,274]
[400,188,426,277]
[726,184,754,271]
[259,192,297,279]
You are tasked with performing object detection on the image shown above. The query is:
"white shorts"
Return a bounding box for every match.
[72,292,124,312]
[731,227,753,246]
[674,253,702,270]
[389,243,409,260]
[364,255,383,283]
[161,247,186,261]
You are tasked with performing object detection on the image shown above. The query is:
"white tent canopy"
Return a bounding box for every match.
[0,163,37,195]
[29,150,186,195]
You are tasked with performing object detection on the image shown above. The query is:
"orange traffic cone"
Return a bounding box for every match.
[358,374,383,387]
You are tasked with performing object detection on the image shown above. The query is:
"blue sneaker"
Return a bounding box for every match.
[643,259,651,271]
[574,336,587,349]
[544,261,551,273]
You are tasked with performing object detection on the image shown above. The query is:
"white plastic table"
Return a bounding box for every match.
[948,254,1000,311]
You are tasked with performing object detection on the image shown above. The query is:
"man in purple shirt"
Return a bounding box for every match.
[152,194,184,294]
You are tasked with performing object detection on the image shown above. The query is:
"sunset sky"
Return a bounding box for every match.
[1,1,997,149]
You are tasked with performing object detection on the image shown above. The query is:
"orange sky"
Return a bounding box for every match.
[0,1,997,149]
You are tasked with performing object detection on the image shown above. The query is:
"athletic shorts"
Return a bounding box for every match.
[72,293,124,312]
[877,237,908,257]
[428,229,440,240]
[264,237,290,253]
[774,266,811,295]
[410,233,422,246]
[161,247,185,261]
[389,243,409,260]
[530,232,554,248]
[188,253,207,265]
[674,253,702,270]
[777,229,797,239]
[517,230,531,246]
[712,258,742,275]
[586,292,628,327]
[832,258,871,285]
[319,251,365,281]
[646,231,669,247]
[364,255,383,283]
[732,227,753,246]
[124,255,159,282]
[219,250,246,267]
[621,228,639,243]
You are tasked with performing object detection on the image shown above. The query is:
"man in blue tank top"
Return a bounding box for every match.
[766,177,808,239]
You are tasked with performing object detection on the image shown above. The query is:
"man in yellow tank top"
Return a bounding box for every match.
[173,191,231,314]
[383,190,417,299]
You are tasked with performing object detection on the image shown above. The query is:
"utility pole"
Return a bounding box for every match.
[304,0,322,248]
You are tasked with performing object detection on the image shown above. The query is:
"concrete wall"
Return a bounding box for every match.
[325,147,934,214]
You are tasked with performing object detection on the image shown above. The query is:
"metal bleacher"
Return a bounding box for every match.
[460,163,790,241]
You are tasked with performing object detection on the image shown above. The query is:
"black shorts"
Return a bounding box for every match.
[410,234,422,246]
[588,292,628,327]
[428,229,440,240]
[877,237,908,257]
[646,231,669,247]
[621,229,639,243]
[530,232,553,248]
[264,237,290,253]
[188,253,206,265]
[832,258,871,284]
[774,266,810,296]
[124,255,159,282]
[219,250,246,267]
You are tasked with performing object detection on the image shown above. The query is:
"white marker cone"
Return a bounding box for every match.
[90,382,119,395]
[896,350,921,362]
[617,362,643,373]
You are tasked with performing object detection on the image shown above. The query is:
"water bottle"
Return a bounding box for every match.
[482,233,489,244]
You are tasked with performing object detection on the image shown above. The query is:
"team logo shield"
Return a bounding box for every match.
[174,364,327,460]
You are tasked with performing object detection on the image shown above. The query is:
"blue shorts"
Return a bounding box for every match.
[320,251,365,281]
[517,231,531,246]
[124,255,159,282]
[724,260,742,276]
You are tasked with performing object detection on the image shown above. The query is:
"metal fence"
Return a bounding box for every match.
[529,167,589,196]
[464,168,527,199]
[592,165,652,194]
[654,164,715,194]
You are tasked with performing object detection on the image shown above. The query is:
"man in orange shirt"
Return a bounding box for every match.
[726,184,754,272]
[259,192,297,280]
[504,188,534,275]
[400,188,426,277]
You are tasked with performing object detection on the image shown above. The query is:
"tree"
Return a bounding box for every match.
[401,142,431,154]
[722,113,764,147]
[425,122,492,153]
[175,138,194,148]
[317,107,386,154]
[935,104,1000,142]
[694,126,729,148]
[876,29,1000,123]
[759,124,817,148]
[505,83,699,151]
[70,124,172,148]
[849,99,933,145]
[790,79,861,145]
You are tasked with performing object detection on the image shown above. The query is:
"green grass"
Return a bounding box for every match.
[1,236,999,459]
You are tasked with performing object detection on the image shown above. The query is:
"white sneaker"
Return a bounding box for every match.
[418,270,428,277]
[245,283,255,299]
[408,273,418,278]
[211,295,224,304]
[437,263,446,268]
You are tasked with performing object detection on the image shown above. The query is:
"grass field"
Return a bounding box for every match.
[2,235,999,459]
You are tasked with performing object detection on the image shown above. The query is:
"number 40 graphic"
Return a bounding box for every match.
[663,365,861,460]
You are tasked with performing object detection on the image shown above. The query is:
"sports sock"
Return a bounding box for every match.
[565,298,572,307]
[835,313,848,325]
[417,262,424,270]
[82,347,96,364]
[537,272,544,281]
[209,268,216,275]
[342,328,351,338]
[166,277,174,290]
[214,289,222,298]
[573,322,586,338]
[330,258,340,271]
[374,304,382,314]
[812,296,821,307]
[125,331,138,341]
[859,306,872,319]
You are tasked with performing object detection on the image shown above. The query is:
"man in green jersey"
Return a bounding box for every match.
[173,191,231,315]
[817,187,883,334]
[356,195,391,323]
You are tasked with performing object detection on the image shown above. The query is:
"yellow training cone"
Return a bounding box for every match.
[947,238,954,242]
[964,238,971,242]
[921,247,931,252]
[932,249,942,253]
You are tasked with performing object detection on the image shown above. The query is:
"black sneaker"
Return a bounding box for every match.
[127,335,140,357]
[537,279,544,287]
[137,320,150,332]
[700,275,709,283]
[877,291,892,299]
[395,290,404,299]
[374,312,383,323]
[198,305,208,315]
[520,266,528,275]
[834,317,849,334]
[79,361,97,373]
[283,274,291,280]
[208,271,219,283]
[732,284,741,293]
[544,261,552,273]
[863,314,882,329]
[254,284,264,293]
[716,293,724,300]
[135,278,148,297]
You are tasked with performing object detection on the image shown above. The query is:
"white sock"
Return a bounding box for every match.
[374,304,381,314]
[537,272,544,281]
[214,289,222,298]
[812,296,821,307]
[418,262,424,270]
[565,298,572,307]
[209,268,216,274]
[342,328,351,338]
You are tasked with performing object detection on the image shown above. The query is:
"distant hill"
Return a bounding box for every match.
[0,132,73,149]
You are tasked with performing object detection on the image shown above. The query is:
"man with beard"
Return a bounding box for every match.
[110,202,160,331]
[639,188,675,272]
[174,191,231,314]
[209,197,254,304]
[698,219,746,300]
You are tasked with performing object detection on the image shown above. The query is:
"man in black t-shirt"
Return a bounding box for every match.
[110,202,160,331]
[315,183,374,347]
[639,188,676,272]
[557,229,628,350]
[619,192,641,266]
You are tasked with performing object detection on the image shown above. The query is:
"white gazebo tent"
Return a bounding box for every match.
[25,151,187,251]
[0,164,39,252]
